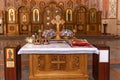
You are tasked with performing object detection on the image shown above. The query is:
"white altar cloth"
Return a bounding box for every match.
[18,41,99,54]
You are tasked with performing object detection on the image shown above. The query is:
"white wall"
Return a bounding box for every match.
[107,19,117,35]
[102,19,119,35]
[117,25,120,35]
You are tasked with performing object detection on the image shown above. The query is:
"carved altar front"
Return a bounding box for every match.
[29,54,88,80]
[18,40,99,80]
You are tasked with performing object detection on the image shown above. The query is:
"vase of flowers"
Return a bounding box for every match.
[60,29,74,39]
[42,29,56,44]
[42,29,56,38]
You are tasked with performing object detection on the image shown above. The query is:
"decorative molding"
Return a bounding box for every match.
[38,55,45,71]
[72,56,80,69]
[98,0,103,11]
[108,0,117,18]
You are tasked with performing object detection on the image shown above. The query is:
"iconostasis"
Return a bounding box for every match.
[2,0,101,36]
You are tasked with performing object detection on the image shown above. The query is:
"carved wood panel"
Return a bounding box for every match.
[38,55,45,71]
[87,8,101,35]
[72,55,80,69]
[32,54,87,71]
[43,2,64,30]
[50,55,66,70]
[89,8,97,24]
[18,6,30,35]
[75,6,88,35]
[6,24,19,35]
[30,54,88,80]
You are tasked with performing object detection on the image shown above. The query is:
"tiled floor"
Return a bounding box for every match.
[110,65,120,80]
[20,64,120,80]
[0,36,120,80]
[1,63,120,80]
[3,61,120,80]
[88,64,120,80]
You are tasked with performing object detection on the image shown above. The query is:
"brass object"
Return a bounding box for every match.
[43,39,49,45]
[51,15,65,40]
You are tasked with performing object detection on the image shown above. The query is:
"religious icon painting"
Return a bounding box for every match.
[66,9,72,22]
[8,8,15,23]
[0,12,3,34]
[6,48,15,68]
[20,13,29,23]
[90,9,97,23]
[33,9,39,22]
[22,14,27,23]
[0,24,3,35]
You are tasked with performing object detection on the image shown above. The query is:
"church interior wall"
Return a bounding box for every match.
[0,0,120,79]
[106,19,117,35]
[117,25,120,35]
[106,18,120,36]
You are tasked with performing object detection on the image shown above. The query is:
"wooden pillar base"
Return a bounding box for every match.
[93,44,110,80]
[4,45,21,80]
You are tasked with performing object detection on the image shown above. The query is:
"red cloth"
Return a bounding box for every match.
[71,40,91,47]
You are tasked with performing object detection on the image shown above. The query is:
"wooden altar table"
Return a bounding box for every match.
[18,41,109,80]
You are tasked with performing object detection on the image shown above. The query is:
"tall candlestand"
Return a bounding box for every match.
[103,23,107,35]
